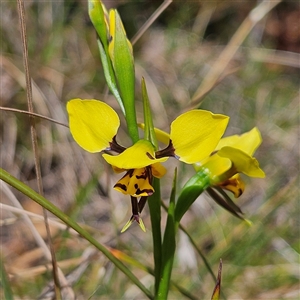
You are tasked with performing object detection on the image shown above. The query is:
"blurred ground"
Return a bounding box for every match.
[1,1,299,299]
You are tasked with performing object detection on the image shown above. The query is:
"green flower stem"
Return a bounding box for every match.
[148,177,162,295]
[0,168,153,300]
[157,169,177,299]
[155,170,210,299]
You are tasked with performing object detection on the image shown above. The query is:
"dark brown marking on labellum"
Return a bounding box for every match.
[114,183,127,192]
[128,169,134,178]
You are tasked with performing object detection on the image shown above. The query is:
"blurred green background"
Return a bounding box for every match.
[1,0,299,299]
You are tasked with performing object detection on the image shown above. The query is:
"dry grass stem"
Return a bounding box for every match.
[0,203,78,235]
[190,0,282,107]
[16,0,72,298]
[131,0,173,46]
[0,106,69,128]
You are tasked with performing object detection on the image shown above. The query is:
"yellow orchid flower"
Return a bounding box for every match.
[195,127,265,198]
[67,98,229,196]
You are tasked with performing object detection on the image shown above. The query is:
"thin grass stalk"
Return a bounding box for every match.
[16,1,63,298]
[0,203,78,234]
[0,168,154,300]
[131,0,173,46]
[190,0,282,107]
[0,107,69,128]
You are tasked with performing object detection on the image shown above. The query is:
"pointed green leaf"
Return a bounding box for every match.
[108,9,139,142]
[141,78,158,149]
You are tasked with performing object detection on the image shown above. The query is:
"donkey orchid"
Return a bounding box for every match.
[67,98,229,229]
[67,99,229,191]
[195,127,265,197]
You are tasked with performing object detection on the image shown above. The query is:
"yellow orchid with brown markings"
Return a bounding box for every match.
[67,98,229,229]
[146,123,265,220]
[195,127,265,197]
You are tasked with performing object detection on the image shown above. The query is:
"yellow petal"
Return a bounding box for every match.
[111,165,126,173]
[218,146,265,178]
[67,99,120,153]
[170,110,229,164]
[195,154,232,181]
[216,127,262,156]
[114,168,154,197]
[151,162,167,178]
[103,139,168,169]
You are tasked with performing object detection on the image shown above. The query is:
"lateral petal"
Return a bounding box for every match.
[170,110,229,164]
[67,99,120,153]
[216,127,262,156]
[218,146,265,178]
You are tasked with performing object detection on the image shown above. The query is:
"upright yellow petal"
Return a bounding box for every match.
[170,110,229,164]
[67,99,120,153]
[216,127,262,156]
[195,154,232,181]
[218,146,265,178]
[103,139,168,169]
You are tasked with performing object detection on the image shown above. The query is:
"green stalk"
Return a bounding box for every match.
[157,169,177,299]
[148,177,162,295]
[160,201,218,284]
[0,168,153,300]
[141,78,162,294]
[156,170,210,298]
